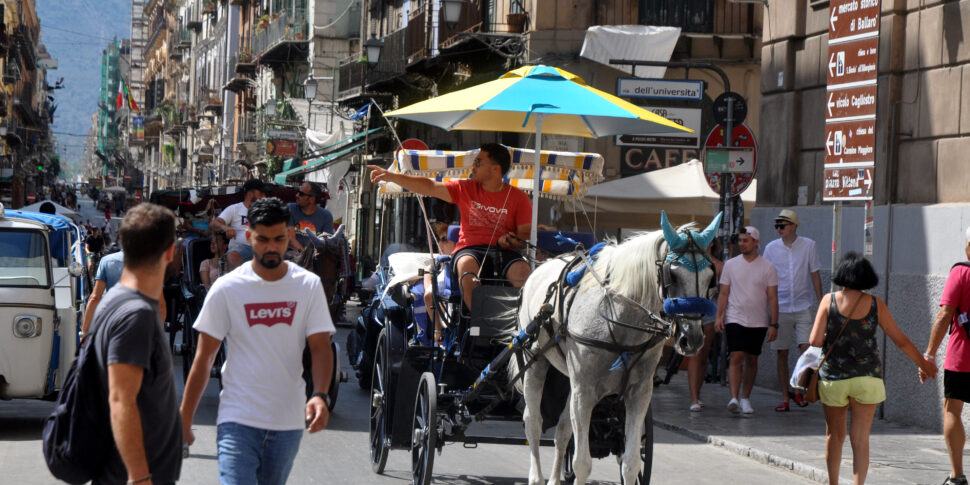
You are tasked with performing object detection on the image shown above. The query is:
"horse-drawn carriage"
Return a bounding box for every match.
[152,184,350,409]
[352,146,722,484]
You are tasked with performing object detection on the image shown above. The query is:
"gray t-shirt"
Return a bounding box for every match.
[91,285,181,484]
[288,202,334,245]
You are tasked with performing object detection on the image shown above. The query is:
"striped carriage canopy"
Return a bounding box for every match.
[377,145,605,201]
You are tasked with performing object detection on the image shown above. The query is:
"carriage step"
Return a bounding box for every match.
[462,442,478,449]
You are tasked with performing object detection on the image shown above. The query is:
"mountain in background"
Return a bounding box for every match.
[36,0,133,179]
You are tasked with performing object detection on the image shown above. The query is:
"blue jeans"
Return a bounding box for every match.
[227,239,254,262]
[217,422,303,485]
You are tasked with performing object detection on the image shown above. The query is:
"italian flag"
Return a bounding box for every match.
[116,77,140,114]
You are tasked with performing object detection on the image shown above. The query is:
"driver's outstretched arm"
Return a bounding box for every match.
[367,165,453,202]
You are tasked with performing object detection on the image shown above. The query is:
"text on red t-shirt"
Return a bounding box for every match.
[445,179,532,251]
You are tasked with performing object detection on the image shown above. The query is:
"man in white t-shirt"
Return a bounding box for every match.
[180,197,334,485]
[763,209,823,411]
[210,179,266,271]
[715,226,779,416]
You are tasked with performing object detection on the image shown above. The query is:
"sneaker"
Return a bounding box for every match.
[727,398,741,414]
[943,474,968,485]
[740,398,754,415]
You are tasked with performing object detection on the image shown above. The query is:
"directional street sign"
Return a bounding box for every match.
[824,120,875,165]
[615,107,702,148]
[827,36,878,86]
[824,165,875,200]
[826,84,877,121]
[829,0,880,43]
[704,147,755,173]
[824,0,879,201]
[616,78,704,101]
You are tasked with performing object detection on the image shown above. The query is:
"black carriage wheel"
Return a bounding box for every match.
[327,341,340,412]
[637,405,654,485]
[410,372,437,485]
[182,327,197,384]
[562,439,576,484]
[369,330,390,474]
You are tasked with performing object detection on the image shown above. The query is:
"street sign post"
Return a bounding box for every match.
[702,123,758,196]
[713,92,748,126]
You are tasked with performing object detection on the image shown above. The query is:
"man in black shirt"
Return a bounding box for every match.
[88,203,182,485]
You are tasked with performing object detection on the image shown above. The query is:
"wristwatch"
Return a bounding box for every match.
[769,323,779,329]
[310,391,332,409]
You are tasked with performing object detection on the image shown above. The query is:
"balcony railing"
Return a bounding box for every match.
[176,28,192,49]
[405,6,428,64]
[253,9,309,63]
[146,16,168,51]
[640,0,757,35]
[437,0,483,48]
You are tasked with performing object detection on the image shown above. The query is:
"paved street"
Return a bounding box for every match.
[0,309,812,485]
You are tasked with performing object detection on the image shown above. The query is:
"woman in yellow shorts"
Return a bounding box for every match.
[809,252,938,485]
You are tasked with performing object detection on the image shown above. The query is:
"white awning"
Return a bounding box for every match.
[579,25,682,78]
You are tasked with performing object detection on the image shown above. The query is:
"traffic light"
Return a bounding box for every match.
[37,164,44,172]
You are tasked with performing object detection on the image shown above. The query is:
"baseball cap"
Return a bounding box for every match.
[741,226,760,241]
[775,209,799,226]
[241,179,266,194]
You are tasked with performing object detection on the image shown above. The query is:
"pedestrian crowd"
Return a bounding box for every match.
[686,208,967,485]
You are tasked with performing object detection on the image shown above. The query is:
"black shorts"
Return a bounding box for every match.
[452,245,525,282]
[944,370,970,403]
[725,323,768,356]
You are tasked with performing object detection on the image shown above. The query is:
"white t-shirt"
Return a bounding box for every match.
[762,236,821,313]
[719,254,779,328]
[218,202,250,244]
[194,262,335,430]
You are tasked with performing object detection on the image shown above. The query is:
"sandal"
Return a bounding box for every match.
[792,391,809,407]
[689,402,703,412]
[774,401,790,412]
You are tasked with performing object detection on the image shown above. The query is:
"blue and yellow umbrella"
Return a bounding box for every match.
[384,64,693,257]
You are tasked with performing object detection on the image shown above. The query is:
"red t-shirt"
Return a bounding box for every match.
[445,179,532,251]
[939,264,970,372]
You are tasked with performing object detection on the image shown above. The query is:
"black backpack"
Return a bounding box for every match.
[42,330,113,484]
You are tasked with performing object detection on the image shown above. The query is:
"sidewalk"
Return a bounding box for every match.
[649,374,951,484]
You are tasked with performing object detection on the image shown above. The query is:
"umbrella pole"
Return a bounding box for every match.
[529,116,543,268]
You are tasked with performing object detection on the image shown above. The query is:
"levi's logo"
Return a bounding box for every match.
[244,301,298,327]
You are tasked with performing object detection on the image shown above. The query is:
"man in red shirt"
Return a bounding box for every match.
[922,227,970,485]
[369,143,532,310]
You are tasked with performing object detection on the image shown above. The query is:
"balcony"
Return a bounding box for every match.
[202,1,218,17]
[176,28,192,49]
[640,0,758,36]
[253,9,309,65]
[199,88,223,114]
[13,25,36,68]
[437,0,483,49]
[224,56,252,92]
[3,58,21,84]
[405,5,429,65]
[146,16,168,52]
[234,51,257,76]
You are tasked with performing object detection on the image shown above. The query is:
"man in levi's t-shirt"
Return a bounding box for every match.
[369,143,532,310]
[922,226,970,485]
[180,197,335,485]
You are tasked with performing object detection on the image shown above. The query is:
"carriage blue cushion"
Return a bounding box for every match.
[446,225,594,254]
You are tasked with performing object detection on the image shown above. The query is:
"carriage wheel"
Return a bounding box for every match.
[636,405,654,485]
[562,439,576,484]
[181,328,197,384]
[410,372,437,485]
[369,329,390,474]
[327,341,341,412]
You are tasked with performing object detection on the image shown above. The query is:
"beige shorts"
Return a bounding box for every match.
[770,308,814,350]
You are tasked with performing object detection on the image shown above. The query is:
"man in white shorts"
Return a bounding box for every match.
[763,209,822,411]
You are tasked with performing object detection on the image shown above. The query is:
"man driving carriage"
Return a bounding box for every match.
[368,142,532,310]
[288,181,334,252]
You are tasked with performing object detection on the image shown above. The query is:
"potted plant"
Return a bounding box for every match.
[507,12,528,33]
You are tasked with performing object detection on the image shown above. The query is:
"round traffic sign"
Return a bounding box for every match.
[713,92,748,127]
[703,123,758,196]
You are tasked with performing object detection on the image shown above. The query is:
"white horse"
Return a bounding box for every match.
[511,212,722,485]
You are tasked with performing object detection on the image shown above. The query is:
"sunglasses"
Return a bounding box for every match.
[297,191,313,198]
[775,223,791,230]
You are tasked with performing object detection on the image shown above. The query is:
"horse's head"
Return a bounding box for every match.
[659,211,722,356]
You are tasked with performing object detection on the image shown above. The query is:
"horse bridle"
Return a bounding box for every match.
[657,231,715,303]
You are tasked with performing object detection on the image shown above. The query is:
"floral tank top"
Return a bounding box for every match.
[819,294,883,381]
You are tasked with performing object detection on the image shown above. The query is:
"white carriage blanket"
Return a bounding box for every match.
[378,146,605,201]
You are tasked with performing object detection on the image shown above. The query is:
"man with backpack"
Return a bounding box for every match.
[921,226,970,485]
[81,203,181,484]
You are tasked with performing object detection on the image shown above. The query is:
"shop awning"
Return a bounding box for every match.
[273,127,383,183]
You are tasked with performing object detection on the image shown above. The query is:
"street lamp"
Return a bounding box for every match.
[442,0,465,24]
[304,76,318,131]
[364,34,384,66]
